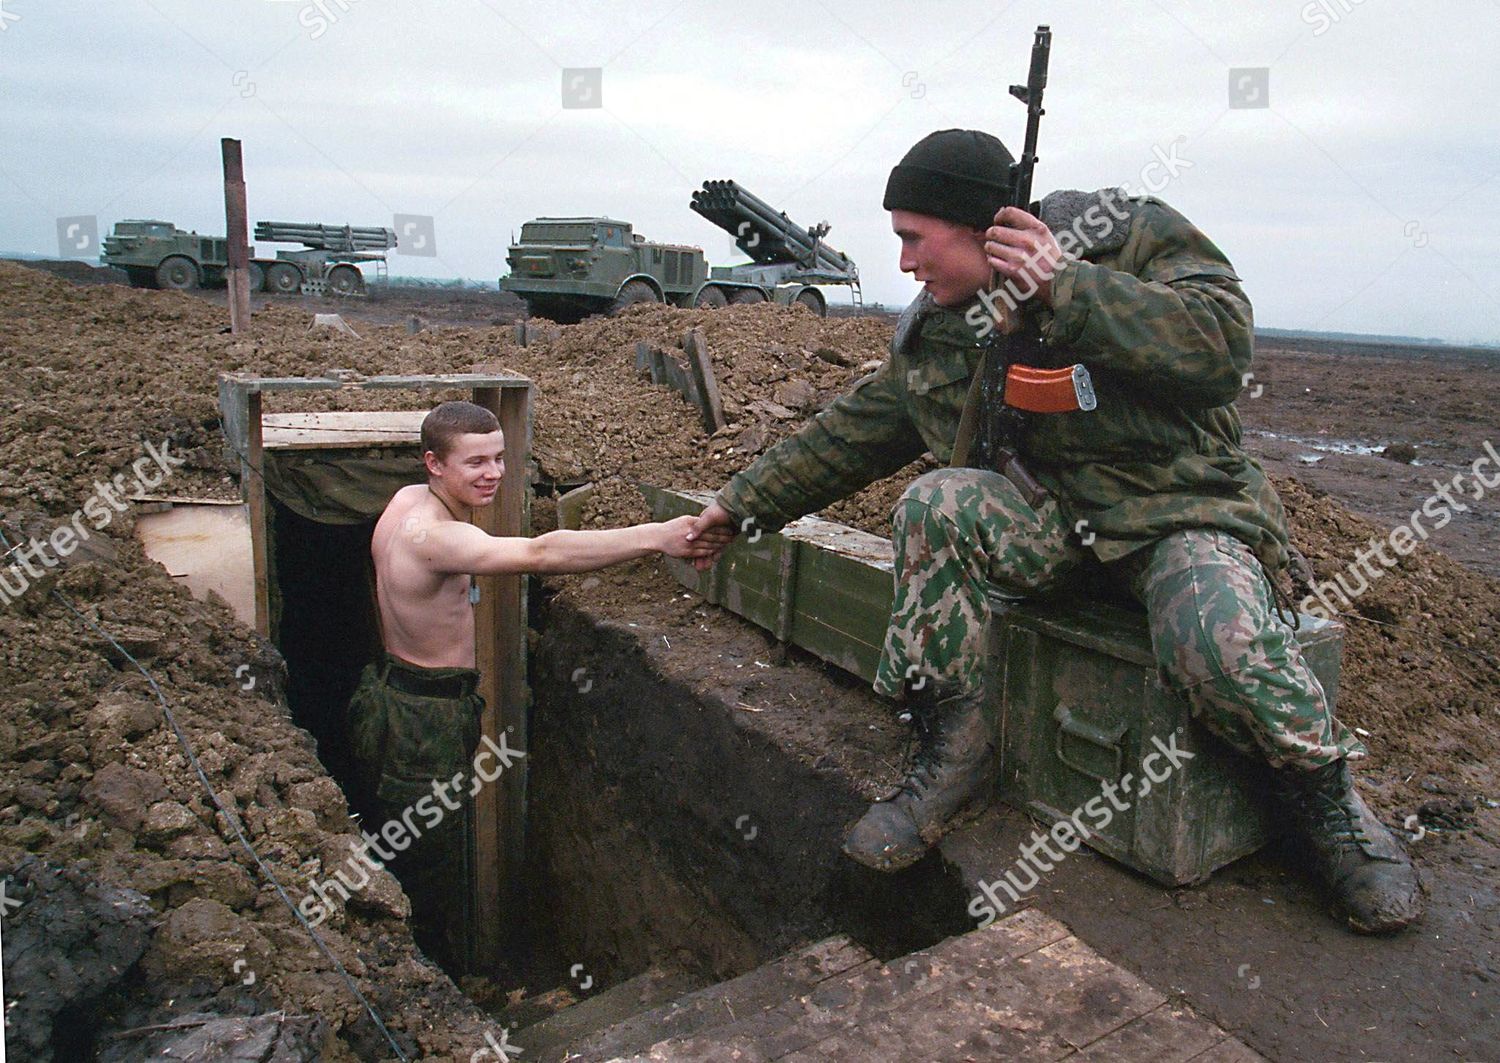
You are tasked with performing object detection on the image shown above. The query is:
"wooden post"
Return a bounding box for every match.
[470,383,532,973]
[222,138,252,335]
[244,391,271,636]
[683,328,726,434]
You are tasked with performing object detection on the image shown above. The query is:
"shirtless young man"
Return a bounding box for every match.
[348,399,726,970]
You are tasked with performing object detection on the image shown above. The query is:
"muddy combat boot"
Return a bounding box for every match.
[1273,759,1424,934]
[843,685,996,872]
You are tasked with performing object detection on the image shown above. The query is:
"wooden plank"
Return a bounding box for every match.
[261,410,427,450]
[517,966,701,1062]
[218,374,251,471]
[469,382,532,976]
[220,371,531,394]
[663,352,695,399]
[1184,1038,1266,1062]
[1073,1001,1235,1061]
[683,328,726,434]
[556,482,596,530]
[793,930,1168,1060]
[245,392,271,638]
[470,385,506,977]
[565,936,877,1062]
[640,910,1070,1058]
[607,915,1245,1063]
[126,495,242,506]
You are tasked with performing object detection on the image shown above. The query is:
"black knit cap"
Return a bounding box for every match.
[882,129,1016,229]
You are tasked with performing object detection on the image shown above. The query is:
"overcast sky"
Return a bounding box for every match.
[2,1,1497,343]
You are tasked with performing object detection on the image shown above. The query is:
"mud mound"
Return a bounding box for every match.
[1276,477,1500,782]
[3,257,128,286]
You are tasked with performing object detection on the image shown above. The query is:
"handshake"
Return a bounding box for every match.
[675,500,742,572]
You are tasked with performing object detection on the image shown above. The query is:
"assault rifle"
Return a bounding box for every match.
[965,25,1095,504]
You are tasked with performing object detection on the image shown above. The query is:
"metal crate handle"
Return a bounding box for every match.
[1052,705,1128,783]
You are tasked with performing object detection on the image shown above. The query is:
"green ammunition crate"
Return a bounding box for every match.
[985,592,1344,886]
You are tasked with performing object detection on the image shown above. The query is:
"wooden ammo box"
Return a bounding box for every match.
[986,591,1345,886]
[642,484,1346,887]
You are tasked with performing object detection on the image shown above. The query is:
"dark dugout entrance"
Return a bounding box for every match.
[272,500,384,787]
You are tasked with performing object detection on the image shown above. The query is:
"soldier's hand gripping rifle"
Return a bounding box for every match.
[961,26,1096,505]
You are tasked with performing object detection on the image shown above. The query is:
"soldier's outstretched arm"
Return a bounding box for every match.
[1041,201,1253,408]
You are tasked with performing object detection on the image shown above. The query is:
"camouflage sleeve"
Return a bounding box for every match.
[716,358,926,533]
[1043,200,1253,408]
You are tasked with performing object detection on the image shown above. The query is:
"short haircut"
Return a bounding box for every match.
[420,400,501,460]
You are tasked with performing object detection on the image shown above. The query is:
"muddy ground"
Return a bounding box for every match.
[0,260,1496,1059]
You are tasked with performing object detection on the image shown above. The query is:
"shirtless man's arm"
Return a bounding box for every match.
[373,408,734,668]
[415,512,724,575]
[374,483,730,668]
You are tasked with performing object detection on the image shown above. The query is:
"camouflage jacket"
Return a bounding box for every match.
[716,190,1291,571]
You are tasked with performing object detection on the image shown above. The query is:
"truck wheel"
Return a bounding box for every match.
[247,262,265,292]
[155,256,199,291]
[327,265,364,295]
[611,279,660,314]
[266,263,302,294]
[694,286,728,309]
[729,288,766,305]
[794,289,825,317]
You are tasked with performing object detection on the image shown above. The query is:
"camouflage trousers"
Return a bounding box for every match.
[873,468,1364,770]
[347,653,483,973]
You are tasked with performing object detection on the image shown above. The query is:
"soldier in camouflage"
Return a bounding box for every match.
[688,129,1422,934]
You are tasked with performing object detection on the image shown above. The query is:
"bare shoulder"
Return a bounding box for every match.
[380,485,428,524]
[374,485,432,555]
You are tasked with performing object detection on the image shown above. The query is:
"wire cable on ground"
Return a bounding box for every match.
[0,523,410,1062]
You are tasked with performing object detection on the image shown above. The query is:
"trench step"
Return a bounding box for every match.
[554,934,877,1062]
[517,965,702,1062]
[596,910,1262,1061]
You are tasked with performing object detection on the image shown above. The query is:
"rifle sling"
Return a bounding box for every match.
[948,345,990,470]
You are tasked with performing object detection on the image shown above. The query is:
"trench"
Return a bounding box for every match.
[493,585,974,1033]
[268,504,973,1040]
